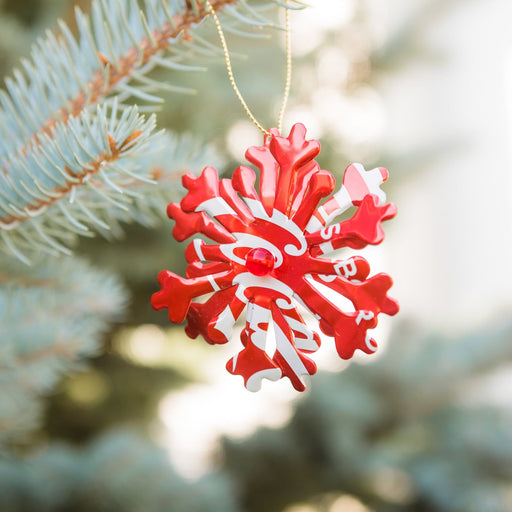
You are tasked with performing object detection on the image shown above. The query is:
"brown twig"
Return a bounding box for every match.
[0,130,142,227]
[28,0,237,150]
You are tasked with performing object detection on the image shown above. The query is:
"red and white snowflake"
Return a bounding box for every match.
[152,123,398,391]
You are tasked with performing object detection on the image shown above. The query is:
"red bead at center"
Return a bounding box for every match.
[245,248,275,276]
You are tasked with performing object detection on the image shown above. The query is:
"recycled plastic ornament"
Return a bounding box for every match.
[151,123,399,391]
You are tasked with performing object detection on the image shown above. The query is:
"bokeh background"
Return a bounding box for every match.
[2,0,512,511]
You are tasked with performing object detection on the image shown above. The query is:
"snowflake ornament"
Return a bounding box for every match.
[152,123,398,392]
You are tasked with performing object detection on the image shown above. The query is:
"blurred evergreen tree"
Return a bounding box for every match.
[221,321,512,512]
[1,1,511,512]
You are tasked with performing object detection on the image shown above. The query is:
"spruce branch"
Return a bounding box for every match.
[0,103,158,262]
[0,0,301,165]
[0,256,127,445]
[0,0,302,263]
[0,104,221,261]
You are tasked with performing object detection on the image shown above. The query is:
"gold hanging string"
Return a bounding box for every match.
[204,0,292,137]
[277,3,292,134]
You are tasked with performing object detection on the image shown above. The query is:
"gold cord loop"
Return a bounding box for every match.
[204,0,292,137]
[277,4,291,134]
